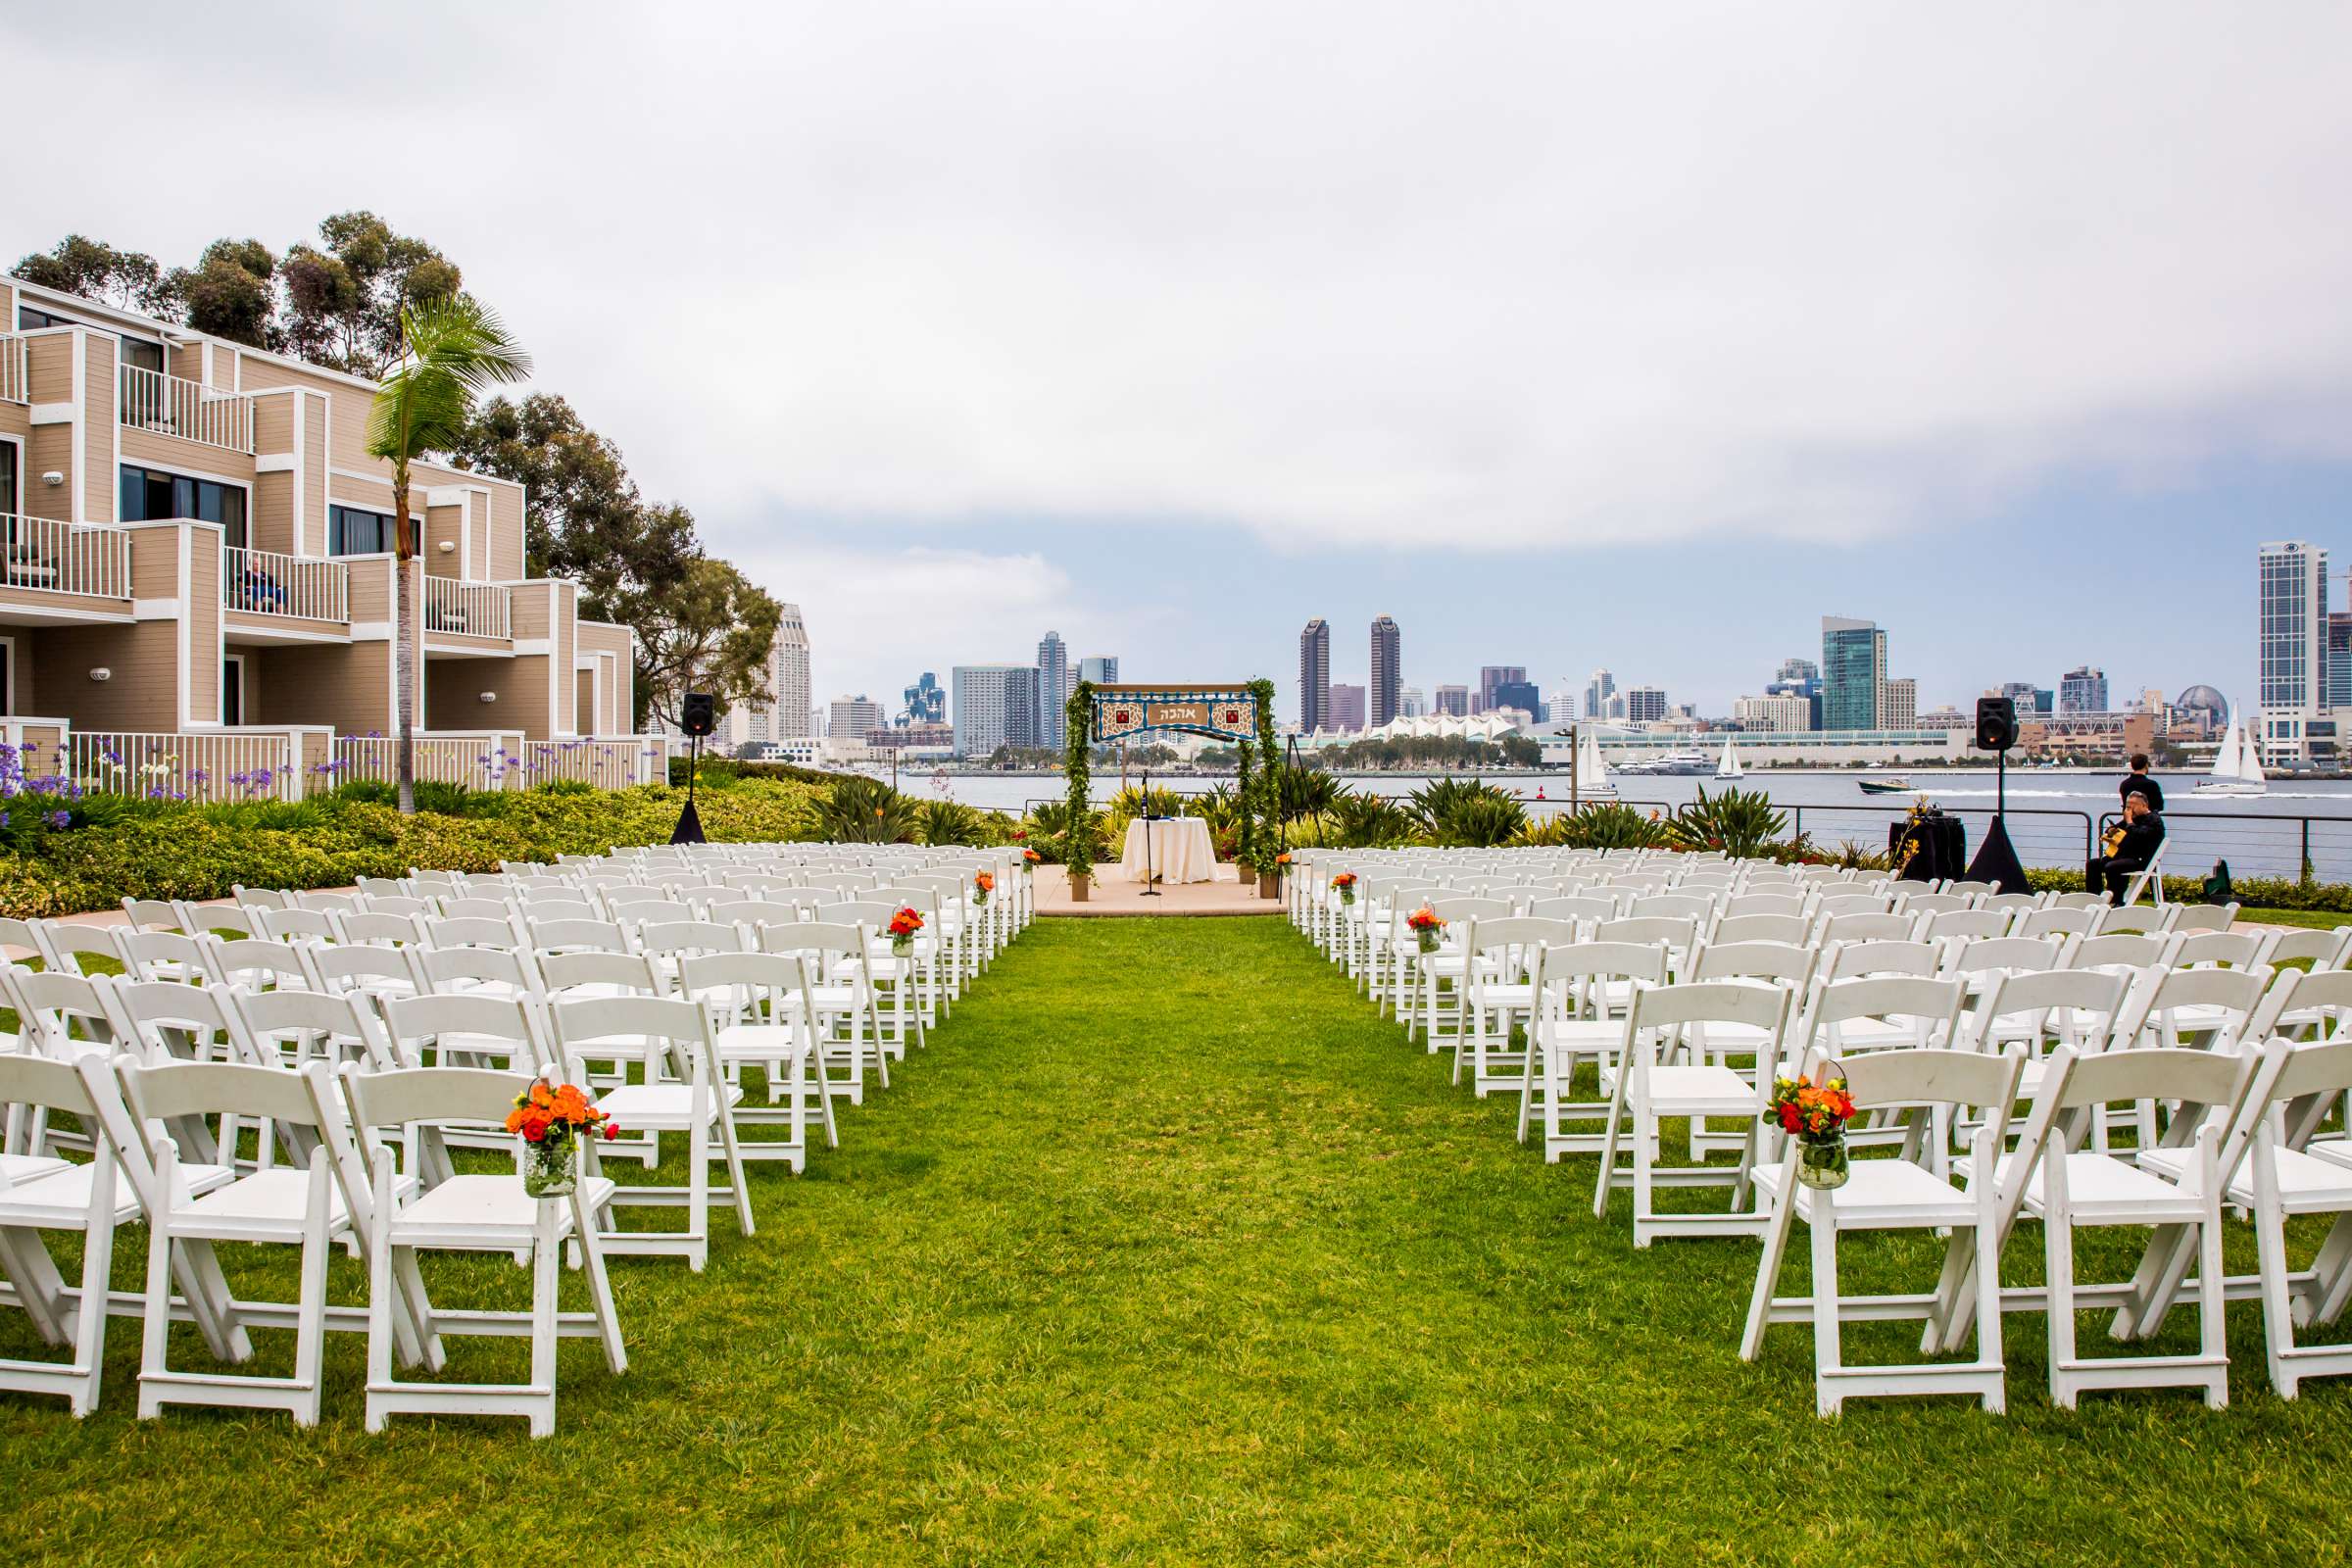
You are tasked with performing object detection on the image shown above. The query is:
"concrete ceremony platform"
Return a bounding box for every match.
[1033,866,1282,917]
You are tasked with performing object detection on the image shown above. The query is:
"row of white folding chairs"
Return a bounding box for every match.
[1331,905,2352,1412]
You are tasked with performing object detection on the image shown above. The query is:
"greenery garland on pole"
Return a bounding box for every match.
[1248,677,1281,876]
[1234,734,1255,871]
[1063,680,1096,884]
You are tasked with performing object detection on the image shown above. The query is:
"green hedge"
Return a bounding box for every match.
[2023,865,2352,912]
[0,777,827,918]
[667,757,841,789]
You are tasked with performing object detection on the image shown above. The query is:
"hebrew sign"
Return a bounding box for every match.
[1090,685,1259,744]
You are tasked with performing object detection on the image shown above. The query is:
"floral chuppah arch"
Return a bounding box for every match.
[1068,680,1284,895]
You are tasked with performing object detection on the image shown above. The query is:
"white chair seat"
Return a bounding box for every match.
[1755,1156,1977,1229]
[1470,982,1537,1008]
[713,1022,811,1062]
[0,1159,234,1227]
[174,1166,423,1240]
[596,1081,747,1130]
[1961,1150,2206,1224]
[1643,1064,1753,1116]
[0,1152,74,1187]
[394,1172,618,1250]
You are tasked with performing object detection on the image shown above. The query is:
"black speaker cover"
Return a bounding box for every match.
[1975,696,2017,752]
[681,691,717,738]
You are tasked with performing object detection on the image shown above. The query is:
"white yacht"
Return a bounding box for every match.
[2194,709,2268,797]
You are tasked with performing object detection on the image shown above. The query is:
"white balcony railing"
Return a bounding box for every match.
[423,574,511,639]
[0,514,133,599]
[64,730,306,803]
[515,736,671,790]
[223,546,349,621]
[0,332,25,404]
[118,363,255,453]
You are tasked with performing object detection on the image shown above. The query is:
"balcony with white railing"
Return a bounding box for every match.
[0,514,134,601]
[223,546,349,622]
[423,574,511,639]
[119,364,255,453]
[0,332,25,404]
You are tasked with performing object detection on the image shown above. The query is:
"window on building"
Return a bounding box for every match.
[327,504,398,557]
[118,464,248,549]
[1,436,16,517]
[16,305,70,331]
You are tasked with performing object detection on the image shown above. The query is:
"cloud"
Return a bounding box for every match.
[14,0,2352,568]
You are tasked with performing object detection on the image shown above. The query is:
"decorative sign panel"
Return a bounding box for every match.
[1091,686,1259,744]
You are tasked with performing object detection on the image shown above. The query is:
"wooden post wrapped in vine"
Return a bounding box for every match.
[1249,676,1281,886]
[1064,680,1096,896]
[1235,738,1255,871]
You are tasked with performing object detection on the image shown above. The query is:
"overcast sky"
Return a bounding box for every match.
[14,1,2352,719]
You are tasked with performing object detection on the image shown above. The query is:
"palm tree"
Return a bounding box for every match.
[367,297,530,812]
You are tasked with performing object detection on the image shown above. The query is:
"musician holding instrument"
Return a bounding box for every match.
[2088,791,2165,905]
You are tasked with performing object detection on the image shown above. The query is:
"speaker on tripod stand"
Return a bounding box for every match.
[1964,695,2028,894]
[672,691,715,845]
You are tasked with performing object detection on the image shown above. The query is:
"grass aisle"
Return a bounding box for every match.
[6,917,2352,1563]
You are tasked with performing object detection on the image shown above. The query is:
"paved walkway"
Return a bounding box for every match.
[1032,865,1281,916]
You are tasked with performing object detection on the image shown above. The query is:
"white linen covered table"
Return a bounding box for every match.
[1115,817,1218,884]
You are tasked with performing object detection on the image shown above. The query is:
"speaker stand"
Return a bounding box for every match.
[671,732,708,844]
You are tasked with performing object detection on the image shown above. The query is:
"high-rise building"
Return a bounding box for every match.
[2328,614,2352,711]
[2058,665,2108,714]
[1493,680,1541,718]
[1298,618,1331,733]
[951,664,1043,757]
[1735,694,1813,732]
[1078,656,1119,686]
[1585,668,1616,718]
[902,671,946,726]
[1625,685,1669,723]
[1327,682,1367,732]
[1479,665,1528,711]
[1399,686,1427,718]
[1544,680,1575,724]
[718,601,813,748]
[828,694,884,741]
[1882,677,1918,730]
[1434,684,1470,717]
[1037,630,1070,750]
[1775,656,1821,689]
[2260,541,2331,763]
[1821,616,1887,731]
[1369,615,1401,726]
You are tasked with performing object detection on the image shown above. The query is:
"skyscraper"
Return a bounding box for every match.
[828,694,884,740]
[1400,686,1427,718]
[1327,683,1367,731]
[1298,618,1331,733]
[902,671,945,725]
[952,664,1043,757]
[1821,616,1887,731]
[1037,630,1070,750]
[1078,656,1119,685]
[1585,668,1616,718]
[1625,685,1669,723]
[1434,684,1470,717]
[2057,665,2109,714]
[1478,665,1528,711]
[718,601,812,748]
[2260,541,2330,762]
[1881,677,1918,730]
[1369,615,1401,726]
[1493,680,1541,718]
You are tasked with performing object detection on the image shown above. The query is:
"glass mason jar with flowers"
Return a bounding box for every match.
[972,870,995,906]
[1021,847,1042,874]
[887,906,924,956]
[1332,872,1357,906]
[508,1078,617,1200]
[1406,904,1446,954]
[1763,1074,1857,1189]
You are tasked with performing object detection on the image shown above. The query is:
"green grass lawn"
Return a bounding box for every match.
[7,917,2352,1564]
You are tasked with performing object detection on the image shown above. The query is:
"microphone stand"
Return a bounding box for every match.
[1140,766,1160,896]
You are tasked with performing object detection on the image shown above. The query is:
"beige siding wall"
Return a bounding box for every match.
[251,642,391,731]
[185,536,220,724]
[253,398,298,556]
[28,622,178,727]
[425,501,464,575]
[127,524,185,599]
[301,391,328,557]
[81,334,114,522]
[488,481,525,581]
[24,426,74,521]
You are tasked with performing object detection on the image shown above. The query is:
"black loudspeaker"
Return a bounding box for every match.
[680,691,717,738]
[1975,696,2018,752]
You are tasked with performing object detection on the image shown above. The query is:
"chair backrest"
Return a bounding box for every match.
[605,897,698,928]
[1540,940,1673,987]
[1832,1044,2025,1124]
[336,911,427,948]
[526,917,633,956]
[207,937,316,992]
[1592,915,1697,952]
[1627,893,1715,924]
[355,876,410,900]
[1924,908,2012,944]
[1816,892,1896,917]
[2167,902,2241,934]
[536,950,667,1001]
[1803,974,1968,1042]
[2260,926,2352,971]
[1818,939,1940,982]
[103,976,252,1065]
[1626,978,1793,1037]
[429,914,524,951]
[2172,929,2266,970]
[1939,935,2064,981]
[122,897,189,933]
[2067,931,2174,971]
[251,906,339,945]
[230,884,291,912]
[706,900,808,930]
[1527,894,1619,927]
[1899,893,1978,917]
[339,1060,535,1143]
[236,986,401,1070]
[638,919,749,959]
[2018,906,2099,940]
[1980,893,2042,915]
[761,920,867,961]
[119,1055,323,1133]
[1973,965,2133,1052]
[1690,939,1817,990]
[1819,910,1923,946]
[436,897,514,921]
[550,993,716,1081]
[115,928,209,984]
[1428,896,1513,926]
[416,944,538,995]
[1709,912,1812,948]
[2145,964,2274,1029]
[383,991,549,1073]
[41,922,129,976]
[360,895,437,920]
[308,942,424,998]
[677,950,817,1008]
[2,967,117,1058]
[2095,903,2178,936]
[2049,1044,2254,1120]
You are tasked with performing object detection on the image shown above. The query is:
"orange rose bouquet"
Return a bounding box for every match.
[508,1077,615,1199]
[1332,871,1357,906]
[973,869,996,906]
[1405,904,1446,954]
[1764,1074,1857,1189]
[886,906,925,956]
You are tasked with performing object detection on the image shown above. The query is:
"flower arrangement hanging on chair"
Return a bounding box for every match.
[887,906,925,956]
[972,870,995,906]
[1406,905,1446,954]
[508,1077,618,1199]
[1763,1074,1856,1189]
[1331,871,1357,906]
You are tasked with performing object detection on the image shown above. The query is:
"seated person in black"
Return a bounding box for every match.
[2088,791,2165,904]
[2120,753,2165,812]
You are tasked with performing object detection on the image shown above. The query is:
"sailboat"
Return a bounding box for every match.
[1576,727,1618,798]
[2194,710,2268,797]
[1714,733,1743,780]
